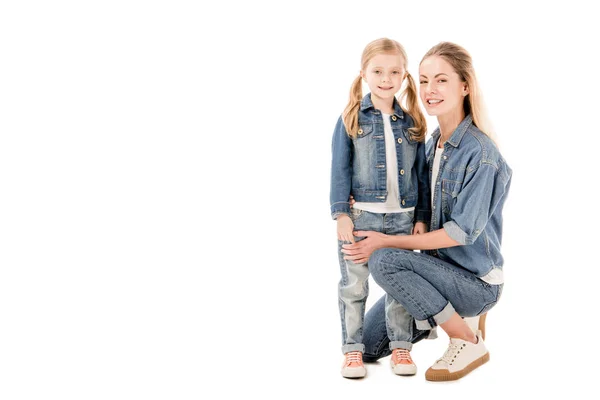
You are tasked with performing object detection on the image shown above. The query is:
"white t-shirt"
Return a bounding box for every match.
[354,113,414,214]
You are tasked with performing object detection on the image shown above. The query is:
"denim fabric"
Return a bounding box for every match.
[369,249,503,330]
[362,295,433,362]
[330,94,431,223]
[338,209,415,354]
[425,115,512,277]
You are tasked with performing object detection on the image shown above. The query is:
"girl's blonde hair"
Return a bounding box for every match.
[343,38,426,141]
[421,42,494,138]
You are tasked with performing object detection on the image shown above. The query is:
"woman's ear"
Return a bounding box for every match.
[463,85,469,96]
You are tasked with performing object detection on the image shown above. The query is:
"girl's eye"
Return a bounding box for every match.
[419,81,426,84]
[374,71,381,74]
[392,71,400,74]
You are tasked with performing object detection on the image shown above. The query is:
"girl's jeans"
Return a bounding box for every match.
[338,208,418,354]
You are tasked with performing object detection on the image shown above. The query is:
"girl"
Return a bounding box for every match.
[341,42,512,381]
[330,38,431,379]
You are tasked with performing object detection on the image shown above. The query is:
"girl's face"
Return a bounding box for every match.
[361,53,405,103]
[419,55,468,117]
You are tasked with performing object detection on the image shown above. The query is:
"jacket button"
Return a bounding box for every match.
[400,169,405,175]
[357,129,363,135]
[397,138,403,144]
[402,200,406,205]
[391,115,397,121]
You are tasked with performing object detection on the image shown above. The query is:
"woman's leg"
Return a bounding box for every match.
[368,248,501,380]
[369,248,499,332]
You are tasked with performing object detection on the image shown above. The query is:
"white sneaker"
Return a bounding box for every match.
[425,331,489,381]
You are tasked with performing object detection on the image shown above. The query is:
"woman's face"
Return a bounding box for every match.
[419,55,468,117]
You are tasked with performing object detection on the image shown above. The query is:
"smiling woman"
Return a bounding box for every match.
[341,42,512,382]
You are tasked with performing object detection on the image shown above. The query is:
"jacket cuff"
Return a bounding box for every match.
[331,202,351,220]
[443,221,470,245]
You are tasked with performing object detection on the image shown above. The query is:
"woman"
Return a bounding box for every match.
[341,42,512,381]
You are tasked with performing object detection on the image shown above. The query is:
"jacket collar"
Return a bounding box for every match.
[360,93,405,120]
[431,114,473,148]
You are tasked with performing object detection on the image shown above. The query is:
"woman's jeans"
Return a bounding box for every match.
[361,248,502,360]
[338,208,418,354]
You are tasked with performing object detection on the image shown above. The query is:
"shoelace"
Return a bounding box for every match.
[346,351,362,365]
[393,349,412,363]
[438,342,462,365]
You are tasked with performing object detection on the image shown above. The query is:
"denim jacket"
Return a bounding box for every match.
[426,115,512,277]
[330,94,431,222]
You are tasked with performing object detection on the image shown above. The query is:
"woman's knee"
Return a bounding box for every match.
[369,248,413,284]
[369,248,396,283]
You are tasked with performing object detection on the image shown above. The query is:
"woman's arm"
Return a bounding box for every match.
[341,228,461,264]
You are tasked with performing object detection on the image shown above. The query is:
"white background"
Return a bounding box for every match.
[1,0,598,398]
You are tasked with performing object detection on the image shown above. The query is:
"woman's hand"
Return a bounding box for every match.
[349,195,355,208]
[413,221,428,235]
[341,231,388,264]
[337,214,355,243]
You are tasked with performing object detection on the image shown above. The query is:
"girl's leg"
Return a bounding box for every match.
[362,295,432,363]
[337,209,388,354]
[383,211,417,351]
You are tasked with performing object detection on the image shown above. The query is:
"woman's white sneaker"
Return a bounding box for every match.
[425,331,489,381]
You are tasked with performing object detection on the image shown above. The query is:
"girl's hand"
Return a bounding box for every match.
[337,214,355,243]
[349,195,356,208]
[412,221,428,235]
[341,230,388,263]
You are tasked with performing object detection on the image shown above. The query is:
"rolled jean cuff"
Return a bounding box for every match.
[342,343,365,354]
[415,302,455,330]
[389,341,412,351]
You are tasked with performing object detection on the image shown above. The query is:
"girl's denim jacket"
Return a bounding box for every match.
[426,115,512,277]
[330,94,431,223]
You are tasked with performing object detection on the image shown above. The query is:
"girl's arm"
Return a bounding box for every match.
[330,116,353,220]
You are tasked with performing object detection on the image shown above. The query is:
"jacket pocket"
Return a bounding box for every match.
[355,123,374,139]
[441,179,462,214]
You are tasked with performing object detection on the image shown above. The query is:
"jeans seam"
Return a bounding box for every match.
[377,258,431,321]
[399,250,489,289]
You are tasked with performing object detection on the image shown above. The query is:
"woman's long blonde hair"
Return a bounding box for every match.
[421,42,494,138]
[343,38,426,141]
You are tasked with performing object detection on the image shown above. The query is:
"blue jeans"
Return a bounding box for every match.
[338,209,417,354]
[369,248,502,331]
[362,295,433,362]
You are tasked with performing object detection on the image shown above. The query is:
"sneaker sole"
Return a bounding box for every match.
[392,364,417,376]
[425,352,489,382]
[341,367,366,379]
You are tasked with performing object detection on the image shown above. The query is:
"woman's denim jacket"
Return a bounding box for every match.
[426,115,512,277]
[330,94,431,223]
